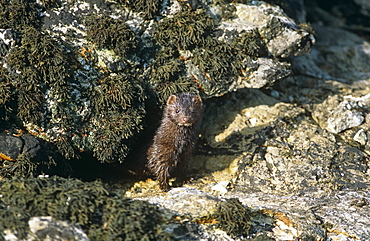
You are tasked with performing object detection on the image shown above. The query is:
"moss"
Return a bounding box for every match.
[116,0,161,20]
[90,72,146,163]
[154,9,216,50]
[0,176,173,240]
[215,198,252,238]
[85,16,138,57]
[0,0,42,31]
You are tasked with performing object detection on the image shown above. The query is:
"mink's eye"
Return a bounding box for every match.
[175,109,180,113]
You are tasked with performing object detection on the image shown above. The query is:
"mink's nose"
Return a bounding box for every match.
[183,117,190,123]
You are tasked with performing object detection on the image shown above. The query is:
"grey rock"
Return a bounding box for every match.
[327,108,364,134]
[354,0,370,16]
[0,132,40,160]
[0,0,314,163]
[28,216,89,241]
[217,3,314,58]
[310,24,370,82]
[0,29,18,58]
[138,187,219,217]
[313,95,369,134]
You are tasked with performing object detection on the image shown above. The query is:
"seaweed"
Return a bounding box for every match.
[0,0,42,31]
[85,16,138,57]
[231,28,269,57]
[147,47,199,104]
[191,37,245,84]
[90,72,146,163]
[39,0,62,9]
[8,27,74,121]
[6,26,79,159]
[0,75,11,106]
[215,198,252,238]
[154,9,216,50]
[0,176,173,240]
[116,0,161,20]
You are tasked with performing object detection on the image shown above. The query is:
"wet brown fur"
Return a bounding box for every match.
[146,93,203,191]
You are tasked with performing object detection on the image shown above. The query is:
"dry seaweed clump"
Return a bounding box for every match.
[215,198,252,238]
[0,176,173,240]
[85,16,138,57]
[0,0,42,31]
[154,9,216,50]
[90,72,146,163]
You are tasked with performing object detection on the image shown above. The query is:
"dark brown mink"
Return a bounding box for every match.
[146,93,203,191]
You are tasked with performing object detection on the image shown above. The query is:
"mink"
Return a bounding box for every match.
[146,93,203,191]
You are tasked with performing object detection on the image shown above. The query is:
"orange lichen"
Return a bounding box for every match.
[78,46,94,61]
[274,212,294,227]
[0,152,15,161]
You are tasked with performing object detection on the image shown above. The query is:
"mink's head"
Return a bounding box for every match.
[165,93,203,127]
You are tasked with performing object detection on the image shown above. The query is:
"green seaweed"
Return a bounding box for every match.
[0,176,173,240]
[90,72,146,163]
[215,198,252,238]
[85,16,138,57]
[192,37,245,83]
[154,9,216,50]
[8,27,74,120]
[116,0,161,20]
[0,75,11,106]
[0,0,42,31]
[147,47,199,104]
[231,28,269,57]
[7,26,77,157]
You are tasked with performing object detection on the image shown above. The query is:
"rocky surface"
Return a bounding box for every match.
[0,0,313,164]
[0,0,370,240]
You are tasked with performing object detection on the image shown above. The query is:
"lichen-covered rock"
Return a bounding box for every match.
[28,216,89,241]
[0,0,314,167]
[218,3,314,58]
[0,1,369,240]
[312,95,368,134]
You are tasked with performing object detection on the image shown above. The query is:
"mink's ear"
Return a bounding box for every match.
[167,95,178,106]
[193,95,202,104]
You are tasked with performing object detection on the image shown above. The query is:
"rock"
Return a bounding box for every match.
[0,29,18,58]
[0,0,314,165]
[1,1,369,241]
[28,216,89,241]
[353,129,367,146]
[313,94,369,134]
[139,187,220,217]
[217,3,313,58]
[0,131,40,161]
[354,0,370,17]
